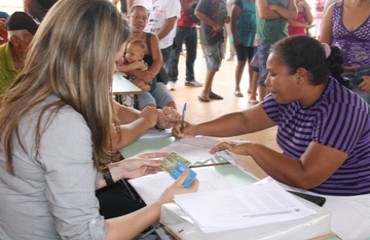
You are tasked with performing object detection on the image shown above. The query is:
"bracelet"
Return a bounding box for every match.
[102,167,115,186]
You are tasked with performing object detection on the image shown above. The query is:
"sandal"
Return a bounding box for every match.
[198,95,210,102]
[248,99,259,104]
[209,92,223,100]
[234,91,243,97]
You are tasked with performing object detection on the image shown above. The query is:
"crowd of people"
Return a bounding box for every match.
[0,0,369,239]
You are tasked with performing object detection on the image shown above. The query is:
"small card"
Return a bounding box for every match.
[161,152,197,188]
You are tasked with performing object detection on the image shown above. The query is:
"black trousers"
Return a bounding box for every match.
[96,180,146,219]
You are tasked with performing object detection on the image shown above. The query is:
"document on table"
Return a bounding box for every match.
[173,179,317,233]
[128,165,255,205]
[159,136,222,164]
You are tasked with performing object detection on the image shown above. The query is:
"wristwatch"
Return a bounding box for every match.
[102,167,115,186]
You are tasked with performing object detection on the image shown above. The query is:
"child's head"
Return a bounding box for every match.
[125,40,147,63]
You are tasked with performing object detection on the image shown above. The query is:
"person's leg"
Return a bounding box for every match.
[136,91,156,109]
[168,26,187,86]
[257,43,271,101]
[199,42,223,102]
[233,44,247,97]
[249,69,259,103]
[184,27,199,83]
[234,61,247,97]
[151,82,176,109]
[161,46,173,72]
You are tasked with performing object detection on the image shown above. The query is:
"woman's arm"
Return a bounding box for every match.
[105,169,198,240]
[319,3,335,44]
[256,0,290,20]
[172,104,276,138]
[211,141,347,190]
[230,3,242,45]
[268,0,297,21]
[302,1,313,25]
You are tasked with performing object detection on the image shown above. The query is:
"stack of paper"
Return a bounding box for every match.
[128,165,256,204]
[173,179,316,233]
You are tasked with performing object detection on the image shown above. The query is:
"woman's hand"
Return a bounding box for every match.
[131,78,148,89]
[157,106,182,129]
[171,121,197,138]
[115,152,168,179]
[156,170,199,205]
[139,106,159,128]
[358,75,370,92]
[210,141,253,156]
[131,69,154,83]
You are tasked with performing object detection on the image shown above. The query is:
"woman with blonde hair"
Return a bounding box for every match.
[0,0,198,239]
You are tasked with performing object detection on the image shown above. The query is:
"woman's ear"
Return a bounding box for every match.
[296,67,309,84]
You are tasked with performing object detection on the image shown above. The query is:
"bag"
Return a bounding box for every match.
[157,67,169,85]
[181,0,200,24]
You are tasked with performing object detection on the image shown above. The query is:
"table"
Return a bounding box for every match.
[121,132,339,240]
[112,73,141,104]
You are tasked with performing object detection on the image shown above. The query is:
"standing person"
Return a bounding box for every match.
[24,0,58,22]
[144,0,181,71]
[288,0,314,36]
[255,0,297,101]
[0,11,39,95]
[195,0,229,102]
[0,1,198,239]
[167,0,203,91]
[173,36,370,239]
[320,0,370,104]
[230,0,256,98]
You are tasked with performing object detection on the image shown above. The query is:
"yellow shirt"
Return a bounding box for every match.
[0,42,18,95]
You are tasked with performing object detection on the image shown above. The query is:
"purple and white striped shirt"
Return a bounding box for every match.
[263,77,370,196]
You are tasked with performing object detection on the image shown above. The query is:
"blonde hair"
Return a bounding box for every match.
[0,0,130,174]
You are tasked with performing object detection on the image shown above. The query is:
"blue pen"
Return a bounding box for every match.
[180,102,187,130]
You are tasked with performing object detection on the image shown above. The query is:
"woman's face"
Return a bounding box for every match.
[264,53,301,104]
[129,6,148,33]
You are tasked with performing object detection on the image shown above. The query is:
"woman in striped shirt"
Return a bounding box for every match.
[173,35,370,238]
[175,35,370,196]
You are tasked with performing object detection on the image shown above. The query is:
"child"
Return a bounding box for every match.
[121,39,156,92]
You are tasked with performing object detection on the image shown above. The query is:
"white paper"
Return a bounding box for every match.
[173,180,316,233]
[129,166,236,204]
[159,136,221,164]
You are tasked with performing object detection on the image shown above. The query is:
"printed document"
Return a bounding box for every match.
[173,180,316,233]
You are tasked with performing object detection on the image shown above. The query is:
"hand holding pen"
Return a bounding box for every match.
[172,103,197,138]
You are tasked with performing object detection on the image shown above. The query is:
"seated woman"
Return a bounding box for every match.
[117,4,177,110]
[172,36,370,238]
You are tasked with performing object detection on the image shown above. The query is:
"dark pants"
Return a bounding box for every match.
[161,45,173,73]
[96,181,146,219]
[168,26,197,82]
